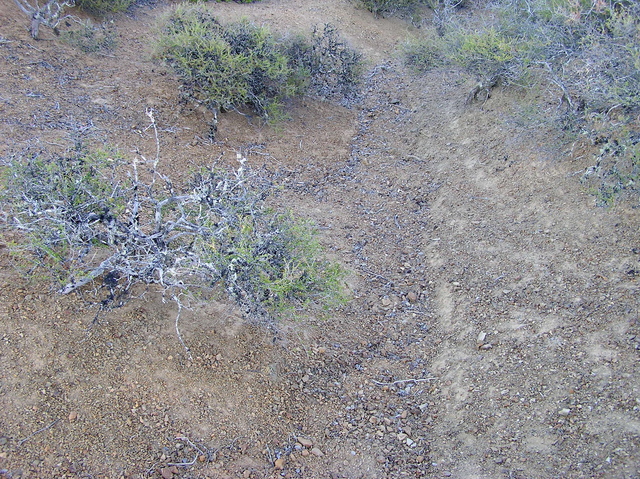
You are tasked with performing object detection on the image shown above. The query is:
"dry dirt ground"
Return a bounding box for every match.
[0,0,639,478]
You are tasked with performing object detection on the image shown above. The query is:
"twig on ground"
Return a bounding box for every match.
[372,378,437,387]
[172,297,192,361]
[18,419,60,446]
[361,267,392,284]
[168,436,207,467]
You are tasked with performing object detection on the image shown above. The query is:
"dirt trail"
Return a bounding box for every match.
[0,0,639,478]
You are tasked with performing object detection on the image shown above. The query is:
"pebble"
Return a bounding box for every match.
[160,467,175,479]
[0,437,7,446]
[558,408,571,416]
[274,457,285,469]
[376,456,386,463]
[297,437,313,448]
[310,447,324,457]
[68,411,78,422]
[407,291,418,303]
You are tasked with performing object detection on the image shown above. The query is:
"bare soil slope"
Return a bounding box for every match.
[0,1,638,478]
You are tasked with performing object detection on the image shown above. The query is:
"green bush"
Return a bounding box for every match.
[155,6,304,124]
[0,145,348,326]
[74,0,136,15]
[404,0,640,113]
[402,0,640,205]
[155,5,362,130]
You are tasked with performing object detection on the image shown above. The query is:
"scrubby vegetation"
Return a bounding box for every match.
[354,0,427,18]
[74,0,136,15]
[403,0,640,205]
[0,126,348,329]
[62,20,117,53]
[154,5,362,134]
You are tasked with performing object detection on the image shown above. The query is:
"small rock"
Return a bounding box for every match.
[407,291,418,303]
[297,437,313,448]
[480,343,493,350]
[301,449,309,457]
[310,447,324,457]
[443,472,452,477]
[274,457,285,469]
[317,347,327,354]
[397,433,408,441]
[376,456,386,464]
[495,457,505,464]
[477,331,487,347]
[558,408,571,416]
[0,436,8,446]
[198,455,206,462]
[406,438,415,447]
[68,411,78,422]
[159,467,174,479]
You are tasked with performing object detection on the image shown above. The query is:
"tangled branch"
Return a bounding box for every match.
[1,114,347,341]
[12,0,76,39]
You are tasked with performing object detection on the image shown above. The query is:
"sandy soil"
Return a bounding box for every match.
[0,0,639,478]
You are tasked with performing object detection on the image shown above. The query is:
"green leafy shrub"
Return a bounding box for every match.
[74,0,136,15]
[404,0,640,113]
[155,6,304,124]
[0,143,348,327]
[155,5,362,131]
[402,0,640,204]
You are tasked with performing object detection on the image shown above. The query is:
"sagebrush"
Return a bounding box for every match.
[154,5,362,135]
[0,129,348,329]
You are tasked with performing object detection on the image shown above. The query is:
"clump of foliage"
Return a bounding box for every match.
[405,0,640,113]
[74,0,136,15]
[154,5,362,132]
[62,20,117,53]
[354,0,427,18]
[0,132,348,329]
[285,24,364,105]
[402,0,640,204]
[581,132,640,207]
[155,7,299,124]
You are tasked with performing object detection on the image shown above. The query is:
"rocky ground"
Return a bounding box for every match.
[0,0,639,478]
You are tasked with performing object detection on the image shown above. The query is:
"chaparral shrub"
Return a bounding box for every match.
[0,140,348,329]
[154,5,362,133]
